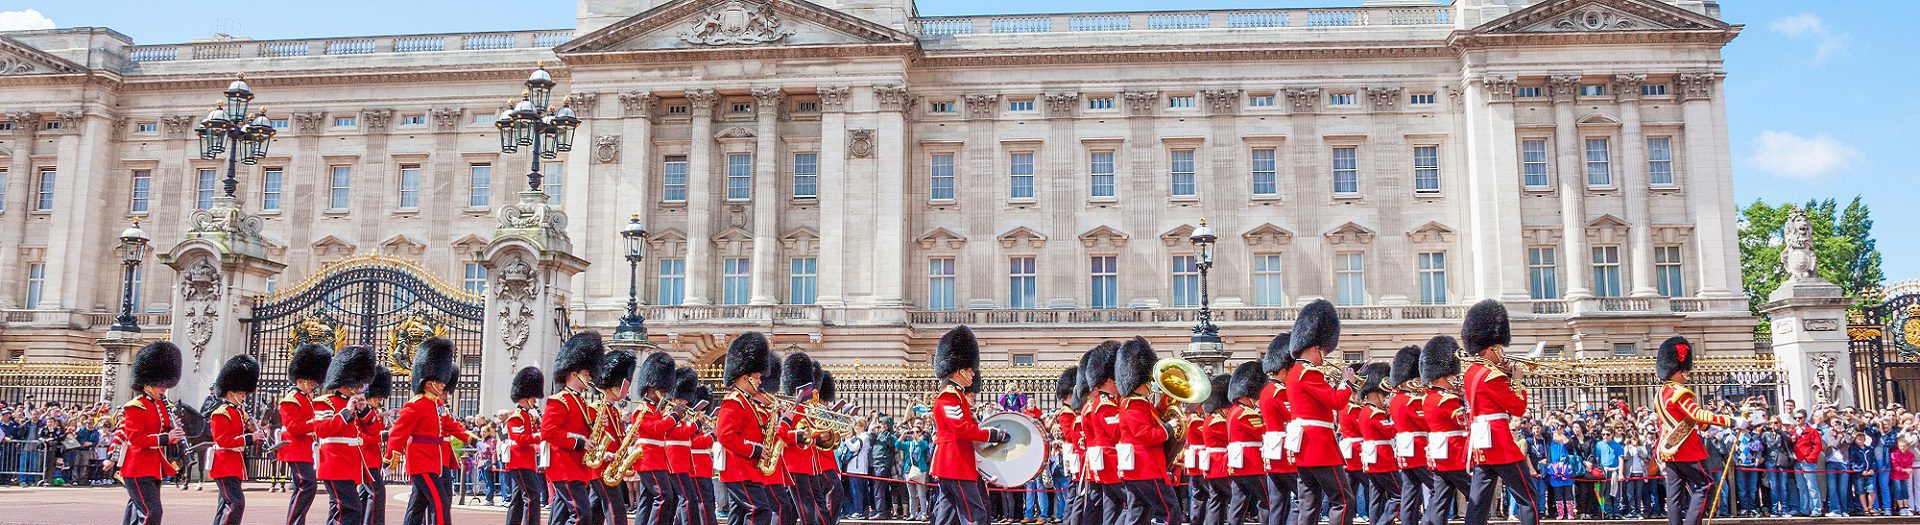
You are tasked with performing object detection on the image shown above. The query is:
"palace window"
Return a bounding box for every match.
[1008,98,1036,112]
[1012,353,1037,367]
[262,168,284,211]
[1089,151,1116,198]
[793,153,818,198]
[130,170,152,213]
[1008,256,1037,309]
[1332,147,1359,195]
[1253,254,1284,307]
[1591,246,1623,297]
[794,100,820,113]
[1335,253,1365,306]
[1417,252,1448,305]
[657,258,686,306]
[1613,343,1639,357]
[730,101,753,114]
[1090,255,1118,309]
[1585,138,1612,187]
[1409,93,1436,105]
[929,100,956,114]
[663,155,689,202]
[790,257,817,305]
[722,258,751,305]
[666,104,689,115]
[1171,255,1200,308]
[930,153,956,201]
[34,168,56,211]
[1009,152,1034,199]
[1249,94,1276,107]
[1641,84,1669,96]
[543,162,565,203]
[0,168,7,211]
[25,263,45,309]
[1329,92,1357,106]
[1413,145,1440,194]
[1168,95,1196,109]
[400,114,426,126]
[928,257,957,311]
[329,165,352,210]
[468,164,492,208]
[195,169,217,210]
[265,275,278,294]
[1251,148,1278,196]
[726,153,752,200]
[333,116,357,127]
[270,119,289,129]
[462,263,487,294]
[397,164,422,210]
[1170,149,1196,197]
[136,122,157,133]
[1655,246,1686,297]
[1579,84,1606,97]
[1087,97,1115,110]
[1515,86,1543,98]
[1521,139,1550,188]
[1647,137,1675,185]
[1528,247,1559,300]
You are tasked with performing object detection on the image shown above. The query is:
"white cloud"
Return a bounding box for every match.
[1767,13,1850,63]
[0,9,55,31]
[1747,131,1859,180]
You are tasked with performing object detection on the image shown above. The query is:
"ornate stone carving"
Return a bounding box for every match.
[1805,318,1839,332]
[873,85,912,112]
[817,86,850,112]
[187,197,267,244]
[0,53,43,76]
[1553,7,1642,32]
[493,256,537,364]
[180,258,222,371]
[963,93,999,119]
[680,0,795,46]
[619,91,658,119]
[685,89,719,116]
[1201,89,1241,114]
[847,129,875,159]
[1811,353,1842,406]
[156,114,192,137]
[568,92,599,118]
[752,87,785,116]
[6,111,38,133]
[1548,74,1581,103]
[1481,77,1515,103]
[1366,87,1401,111]
[1611,73,1646,103]
[593,135,620,164]
[497,191,572,246]
[53,110,82,132]
[1677,72,1716,102]
[430,108,463,131]
[111,116,129,137]
[1044,92,1080,117]
[362,109,394,131]
[291,112,327,134]
[1123,91,1159,114]
[1283,88,1320,113]
[1781,208,1819,281]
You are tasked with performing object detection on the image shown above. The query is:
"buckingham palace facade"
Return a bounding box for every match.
[0,0,1753,366]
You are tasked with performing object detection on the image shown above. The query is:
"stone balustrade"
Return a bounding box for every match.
[0,310,172,330]
[126,30,574,63]
[913,6,1452,37]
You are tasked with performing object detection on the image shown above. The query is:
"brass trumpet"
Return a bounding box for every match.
[1458,342,1598,386]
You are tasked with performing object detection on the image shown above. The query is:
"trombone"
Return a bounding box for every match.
[1458,342,1599,386]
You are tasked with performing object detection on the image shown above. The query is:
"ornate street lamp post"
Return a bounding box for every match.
[1189,218,1220,344]
[109,220,150,334]
[193,75,276,202]
[615,214,650,342]
[494,63,579,196]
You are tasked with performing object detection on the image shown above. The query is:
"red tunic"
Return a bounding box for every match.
[1659,383,1729,463]
[503,407,539,471]
[312,393,365,481]
[1258,381,1295,473]
[440,410,474,470]
[1204,414,1230,480]
[358,407,384,470]
[1284,362,1349,468]
[117,395,178,479]
[1116,395,1169,482]
[1183,413,1208,478]
[1389,391,1428,470]
[691,432,716,478]
[1055,408,1080,481]
[1341,403,1365,472]
[667,419,696,475]
[1226,402,1265,477]
[1360,404,1396,474]
[633,404,674,473]
[1423,390,1469,472]
[781,404,815,476]
[715,390,769,483]
[386,396,447,476]
[931,385,992,481]
[1084,394,1121,484]
[276,389,317,464]
[766,416,796,485]
[540,389,595,482]
[1463,363,1527,466]
[208,402,249,479]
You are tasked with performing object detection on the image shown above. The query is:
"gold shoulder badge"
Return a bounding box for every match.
[123,399,147,410]
[281,391,302,404]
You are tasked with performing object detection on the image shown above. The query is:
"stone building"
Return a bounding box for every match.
[0,0,1753,371]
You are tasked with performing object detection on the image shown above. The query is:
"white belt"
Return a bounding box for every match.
[1204,447,1226,453]
[1362,439,1391,447]
[319,437,363,446]
[692,449,711,455]
[1430,430,1467,439]
[638,439,667,446]
[1339,438,1363,447]
[1295,419,1337,430]
[1228,441,1261,449]
[1473,414,1510,423]
[1400,432,1429,438]
[667,440,692,447]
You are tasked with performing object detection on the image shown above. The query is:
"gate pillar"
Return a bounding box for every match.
[479,200,589,414]
[156,218,286,404]
[1762,275,1854,410]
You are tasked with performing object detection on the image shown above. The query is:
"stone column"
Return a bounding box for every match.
[618,92,657,303]
[157,203,286,400]
[1461,78,1529,302]
[0,112,39,307]
[815,87,850,307]
[45,111,111,309]
[1761,275,1853,409]
[1549,75,1593,300]
[749,88,784,305]
[1614,74,1659,297]
[1678,72,1739,297]
[683,89,718,305]
[478,193,589,414]
[871,85,911,309]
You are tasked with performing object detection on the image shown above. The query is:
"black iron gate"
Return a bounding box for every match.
[245,256,486,418]
[1851,284,1920,409]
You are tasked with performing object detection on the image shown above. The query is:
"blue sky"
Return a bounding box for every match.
[5,0,1916,280]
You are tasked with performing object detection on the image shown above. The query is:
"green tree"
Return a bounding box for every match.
[1738,196,1884,330]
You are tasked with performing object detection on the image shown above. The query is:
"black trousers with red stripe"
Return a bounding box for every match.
[288,462,319,525]
[594,479,629,525]
[1423,470,1469,525]
[1120,479,1178,525]
[1226,475,1266,525]
[1465,462,1536,525]
[1663,460,1712,525]
[213,476,245,525]
[1396,467,1430,525]
[122,476,162,525]
[1294,466,1353,525]
[1363,472,1401,525]
[724,480,774,525]
[933,477,988,525]
[325,479,366,525]
[403,472,446,525]
[635,470,670,525]
[1263,473,1296,525]
[791,474,827,525]
[551,480,594,525]
[362,468,386,525]
[819,472,843,525]
[770,484,800,525]
[506,469,543,525]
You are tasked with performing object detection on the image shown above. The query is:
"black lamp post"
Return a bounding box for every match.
[494,63,579,194]
[194,75,275,200]
[615,214,649,340]
[110,220,150,334]
[1189,218,1219,343]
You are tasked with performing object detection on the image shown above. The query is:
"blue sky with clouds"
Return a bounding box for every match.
[4,0,1915,279]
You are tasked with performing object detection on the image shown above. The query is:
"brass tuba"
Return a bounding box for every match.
[1151,358,1209,467]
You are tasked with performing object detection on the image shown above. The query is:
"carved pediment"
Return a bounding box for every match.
[1474,0,1729,35]
[556,0,912,58]
[779,227,819,252]
[378,235,427,256]
[0,36,86,77]
[311,235,357,257]
[714,227,755,256]
[1078,226,1129,249]
[917,227,967,250]
[646,228,690,257]
[450,234,489,257]
[1586,214,1631,244]
[997,226,1046,249]
[1323,222,1376,245]
[1407,222,1456,244]
[1242,223,1295,248]
[1159,224,1196,247]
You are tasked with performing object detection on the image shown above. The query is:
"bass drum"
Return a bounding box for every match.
[975,412,1047,488]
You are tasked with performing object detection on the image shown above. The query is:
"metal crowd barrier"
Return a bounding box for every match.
[0,440,54,486]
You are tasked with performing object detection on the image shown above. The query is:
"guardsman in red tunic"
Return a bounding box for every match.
[1076,341,1124,525]
[1198,374,1233,525]
[210,355,265,525]
[544,332,608,525]
[1355,363,1399,525]
[1285,300,1355,525]
[1184,406,1210,524]
[716,332,778,525]
[751,356,801,525]
[777,354,825,525]
[812,372,843,525]
[1459,300,1537,525]
[1224,361,1268,525]
[1655,336,1733,525]
[314,346,379,525]
[584,349,636,525]
[389,339,457,525]
[1051,367,1083,525]
[690,386,720,525]
[1340,395,1365,510]
[631,351,682,525]
[1256,335,1296,525]
[281,343,333,525]
[504,367,545,525]
[360,369,393,525]
[1113,337,1175,525]
[667,368,702,525]
[930,327,1008,525]
[120,342,184,525]
[1418,337,1469,525]
[437,367,475,521]
[1387,346,1430,525]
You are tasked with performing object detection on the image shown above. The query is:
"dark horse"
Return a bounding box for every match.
[165,397,214,490]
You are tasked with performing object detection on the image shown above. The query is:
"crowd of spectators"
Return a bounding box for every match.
[0,398,117,486]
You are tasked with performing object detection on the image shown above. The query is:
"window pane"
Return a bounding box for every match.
[1585,138,1612,186]
[1647,137,1674,185]
[1090,151,1115,198]
[1417,252,1447,305]
[793,153,818,198]
[544,162,565,202]
[1171,255,1200,307]
[1528,247,1559,300]
[1591,246,1622,297]
[928,257,956,310]
[1336,253,1365,306]
[329,166,352,210]
[1091,256,1118,309]
[1521,139,1550,187]
[722,258,751,305]
[1251,149,1277,195]
[462,263,488,294]
[1655,246,1685,297]
[663,156,689,202]
[130,170,152,213]
[1010,152,1034,199]
[1413,146,1440,193]
[657,259,686,305]
[1333,147,1358,194]
[789,257,817,304]
[26,263,45,308]
[1170,149,1196,197]
[726,154,752,200]
[261,169,283,211]
[1253,254,1284,307]
[1009,256,1037,309]
[35,169,55,210]
[398,165,421,209]
[469,164,492,207]
[930,154,956,200]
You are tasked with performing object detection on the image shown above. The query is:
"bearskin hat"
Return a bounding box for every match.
[289,343,333,385]
[760,351,783,394]
[1656,336,1694,381]
[447,364,462,392]
[214,354,260,397]
[324,345,378,391]
[510,366,544,401]
[636,351,676,394]
[1202,373,1231,413]
[1420,335,1463,384]
[1390,345,1422,389]
[1288,299,1341,359]
[366,369,394,400]
[819,370,837,402]
[1054,366,1079,405]
[130,341,183,393]
[1262,332,1294,375]
[1072,378,1090,408]
[596,349,638,391]
[1229,360,1265,403]
[553,331,606,384]
[412,337,458,394]
[1079,340,1121,391]
[782,352,817,396]
[672,367,699,402]
[1357,362,1393,399]
[1115,336,1159,396]
[1461,299,1512,354]
[934,326,982,391]
[724,332,771,386]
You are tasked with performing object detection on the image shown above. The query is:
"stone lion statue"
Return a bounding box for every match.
[1780,208,1818,280]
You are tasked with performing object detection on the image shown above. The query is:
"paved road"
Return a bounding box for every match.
[0,483,508,525]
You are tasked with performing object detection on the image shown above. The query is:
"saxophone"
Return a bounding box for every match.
[582,399,615,470]
[754,396,787,477]
[603,402,652,486]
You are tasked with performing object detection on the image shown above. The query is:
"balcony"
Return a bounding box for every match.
[125,29,574,63]
[0,309,173,330]
[913,6,1453,37]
